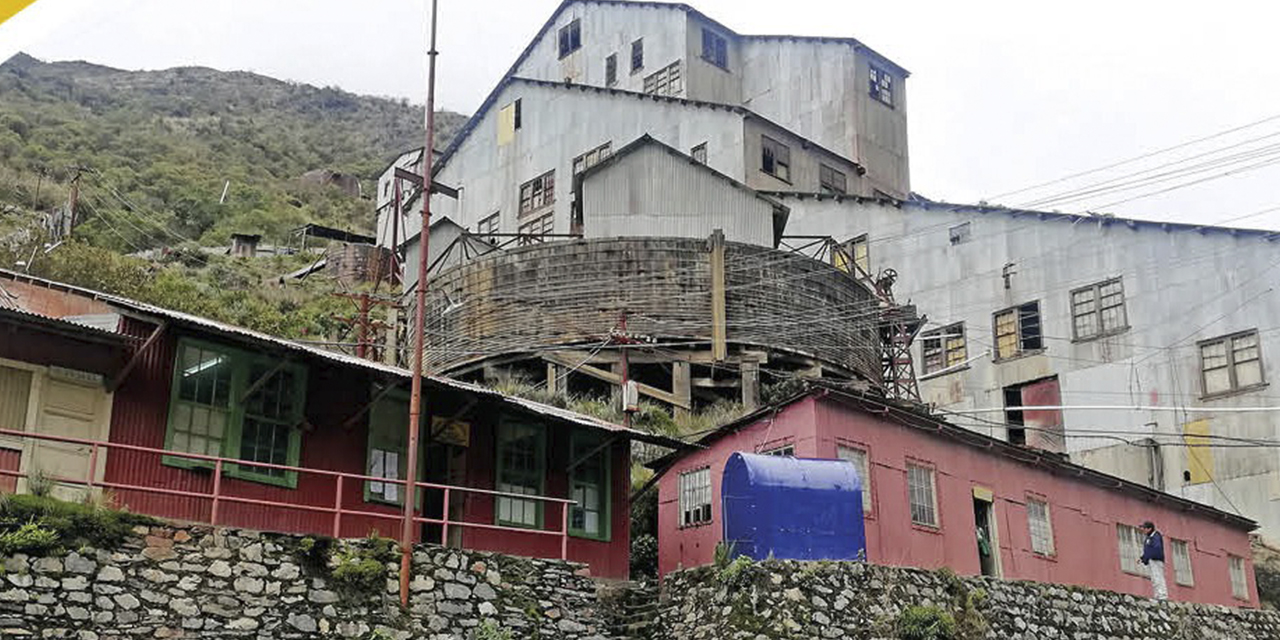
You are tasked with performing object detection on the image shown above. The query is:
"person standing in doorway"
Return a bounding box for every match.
[1139,521,1167,600]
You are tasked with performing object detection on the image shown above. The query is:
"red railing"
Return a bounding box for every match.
[0,427,575,559]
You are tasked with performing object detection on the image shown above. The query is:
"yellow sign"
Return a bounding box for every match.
[0,1,38,26]
[431,416,470,447]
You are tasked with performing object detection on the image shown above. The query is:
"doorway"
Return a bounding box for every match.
[972,490,999,577]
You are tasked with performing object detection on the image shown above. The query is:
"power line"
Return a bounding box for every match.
[986,112,1280,201]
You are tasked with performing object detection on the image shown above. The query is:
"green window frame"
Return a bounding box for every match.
[494,420,546,529]
[568,431,611,542]
[163,338,306,489]
[363,388,425,508]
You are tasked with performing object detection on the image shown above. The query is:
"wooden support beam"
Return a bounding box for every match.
[546,362,564,397]
[672,361,691,421]
[708,229,727,362]
[108,320,167,392]
[542,353,690,409]
[741,361,760,411]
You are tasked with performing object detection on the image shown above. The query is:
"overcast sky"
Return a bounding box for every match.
[10,0,1280,229]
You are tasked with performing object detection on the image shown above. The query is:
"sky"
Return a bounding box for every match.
[8,0,1280,230]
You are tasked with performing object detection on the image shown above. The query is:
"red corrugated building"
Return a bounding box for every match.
[652,388,1259,607]
[0,269,684,579]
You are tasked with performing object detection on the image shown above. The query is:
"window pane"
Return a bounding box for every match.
[907,464,936,526]
[1235,359,1263,388]
[837,446,871,513]
[1027,499,1054,556]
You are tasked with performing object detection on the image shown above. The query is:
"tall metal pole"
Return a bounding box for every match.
[401,0,439,607]
[619,311,631,431]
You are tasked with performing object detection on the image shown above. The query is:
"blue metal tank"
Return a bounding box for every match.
[721,452,866,562]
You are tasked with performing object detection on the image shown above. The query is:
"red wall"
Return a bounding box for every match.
[658,395,1259,607]
[658,399,819,575]
[103,319,631,578]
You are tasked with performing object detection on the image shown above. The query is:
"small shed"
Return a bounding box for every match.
[721,452,866,562]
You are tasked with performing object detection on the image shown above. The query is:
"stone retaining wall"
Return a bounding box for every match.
[0,524,609,639]
[656,560,1280,640]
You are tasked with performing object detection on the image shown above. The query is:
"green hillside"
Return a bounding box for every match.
[0,54,465,340]
[0,53,464,249]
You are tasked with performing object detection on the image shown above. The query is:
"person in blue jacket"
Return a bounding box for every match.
[1139,521,1167,600]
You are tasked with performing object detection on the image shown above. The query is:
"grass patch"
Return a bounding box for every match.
[894,605,957,640]
[330,533,398,596]
[0,493,157,555]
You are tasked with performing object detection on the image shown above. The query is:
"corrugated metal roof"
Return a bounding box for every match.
[0,306,130,345]
[763,190,1280,240]
[0,269,689,449]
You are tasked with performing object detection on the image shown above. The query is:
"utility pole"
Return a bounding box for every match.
[330,292,397,360]
[65,167,83,239]
[401,0,439,608]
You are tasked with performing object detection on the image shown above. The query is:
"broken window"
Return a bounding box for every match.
[833,235,869,276]
[1199,330,1264,396]
[949,222,971,245]
[558,19,581,59]
[921,323,966,375]
[573,142,613,176]
[514,98,522,130]
[819,164,847,194]
[1002,377,1064,451]
[701,27,728,69]
[679,467,712,527]
[1071,278,1127,340]
[518,171,555,216]
[631,38,644,73]
[690,143,707,164]
[993,301,1042,360]
[605,54,617,86]
[476,212,500,235]
[517,212,554,240]
[869,64,894,107]
[643,61,682,97]
[761,135,791,182]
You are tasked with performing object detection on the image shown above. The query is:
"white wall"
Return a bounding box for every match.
[781,195,1280,540]
[582,141,778,247]
[391,80,750,270]
[515,2,691,96]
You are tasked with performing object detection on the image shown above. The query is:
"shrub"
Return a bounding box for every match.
[0,521,59,555]
[0,493,156,553]
[894,605,957,640]
[329,533,398,595]
[471,620,513,640]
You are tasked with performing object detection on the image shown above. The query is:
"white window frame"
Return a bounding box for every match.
[1229,555,1248,600]
[678,467,712,528]
[476,212,500,235]
[573,142,613,176]
[906,462,938,528]
[1199,330,1265,397]
[1116,524,1149,576]
[518,171,555,217]
[762,444,795,457]
[1171,538,1194,587]
[837,444,872,515]
[1025,496,1055,557]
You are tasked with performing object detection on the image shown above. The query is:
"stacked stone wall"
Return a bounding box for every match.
[656,560,1280,640]
[0,524,609,639]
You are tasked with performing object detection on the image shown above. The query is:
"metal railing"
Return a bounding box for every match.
[0,427,575,559]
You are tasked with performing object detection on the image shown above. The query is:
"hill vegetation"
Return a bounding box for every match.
[0,53,464,249]
[0,54,465,339]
